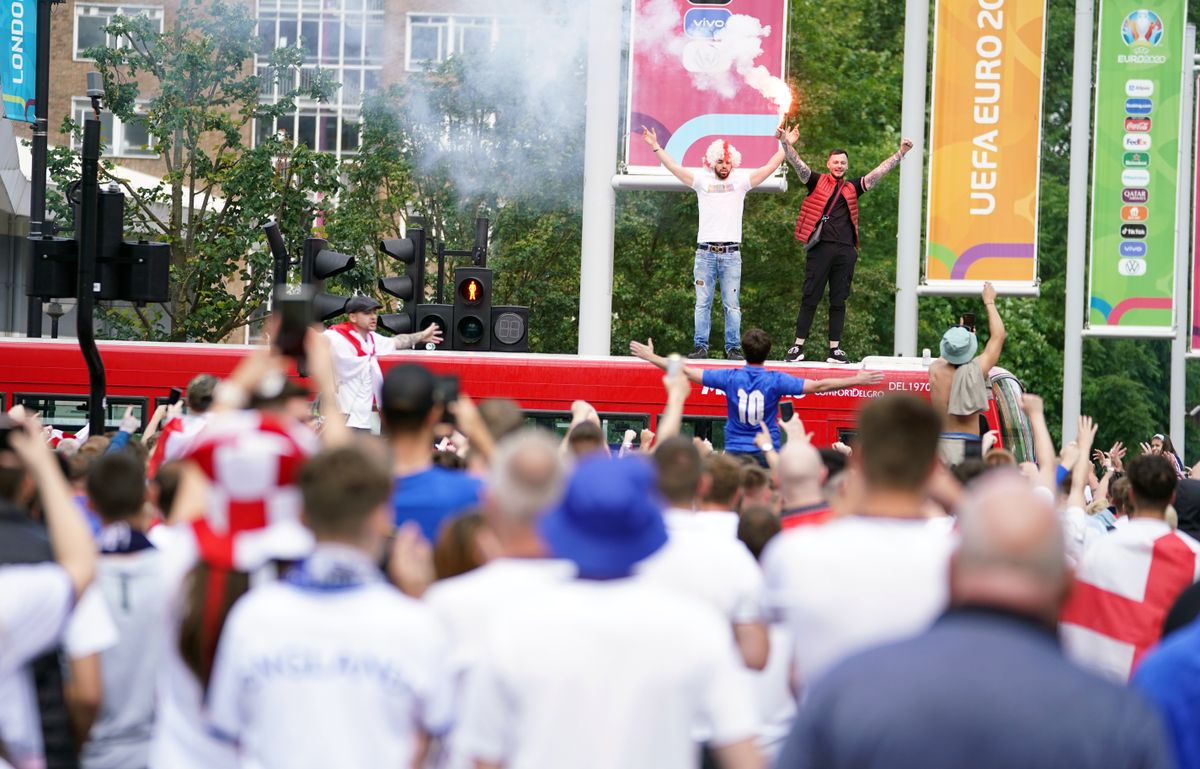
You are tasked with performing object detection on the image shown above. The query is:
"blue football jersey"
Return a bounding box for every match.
[701,367,807,452]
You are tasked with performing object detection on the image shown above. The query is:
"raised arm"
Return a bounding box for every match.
[975,282,1006,372]
[1021,393,1057,491]
[803,370,883,395]
[389,323,442,352]
[776,126,811,184]
[643,126,694,188]
[747,144,786,188]
[629,338,705,385]
[862,137,913,191]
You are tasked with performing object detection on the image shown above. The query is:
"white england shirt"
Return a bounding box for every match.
[692,171,752,244]
[323,325,399,429]
[457,577,758,769]
[761,516,954,691]
[206,545,454,769]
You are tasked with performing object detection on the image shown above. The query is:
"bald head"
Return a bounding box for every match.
[487,429,567,526]
[952,472,1069,626]
[778,442,826,507]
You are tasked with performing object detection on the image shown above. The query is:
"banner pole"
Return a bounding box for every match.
[1061,0,1095,443]
[24,0,51,338]
[1170,24,1195,454]
[893,0,929,357]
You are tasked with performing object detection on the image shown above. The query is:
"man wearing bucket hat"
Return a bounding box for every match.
[928,282,1007,466]
[458,456,763,769]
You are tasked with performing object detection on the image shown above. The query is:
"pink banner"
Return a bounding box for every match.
[624,0,789,173]
[1192,75,1200,352]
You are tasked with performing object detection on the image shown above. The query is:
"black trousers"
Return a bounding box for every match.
[794,241,859,342]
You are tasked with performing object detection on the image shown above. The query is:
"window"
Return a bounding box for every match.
[523,410,650,451]
[71,98,157,158]
[74,4,164,60]
[405,14,508,71]
[254,108,359,154]
[13,394,147,433]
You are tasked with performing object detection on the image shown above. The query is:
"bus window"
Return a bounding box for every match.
[672,417,727,451]
[990,375,1034,463]
[524,411,649,449]
[13,394,149,434]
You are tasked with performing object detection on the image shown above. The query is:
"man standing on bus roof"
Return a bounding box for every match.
[928,282,1007,466]
[324,296,442,433]
[642,126,786,361]
[780,129,914,364]
[631,329,882,467]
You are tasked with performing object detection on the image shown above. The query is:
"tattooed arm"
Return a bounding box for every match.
[776,126,811,184]
[862,137,914,190]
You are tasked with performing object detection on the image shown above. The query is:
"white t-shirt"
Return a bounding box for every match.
[0,564,74,769]
[456,577,757,769]
[206,547,454,769]
[63,585,120,659]
[82,549,173,769]
[761,516,954,689]
[323,327,400,429]
[424,557,575,769]
[636,509,765,625]
[693,171,752,244]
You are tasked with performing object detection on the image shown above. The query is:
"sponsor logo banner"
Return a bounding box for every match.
[1087,0,1185,333]
[626,0,788,173]
[0,0,36,124]
[924,0,1045,288]
[1192,75,1200,351]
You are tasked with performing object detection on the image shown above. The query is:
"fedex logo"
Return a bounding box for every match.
[684,8,732,38]
[1124,134,1151,150]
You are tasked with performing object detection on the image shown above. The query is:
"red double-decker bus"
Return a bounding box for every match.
[0,337,1034,459]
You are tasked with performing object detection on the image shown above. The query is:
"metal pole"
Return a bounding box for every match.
[436,240,446,305]
[24,0,52,338]
[472,216,489,268]
[892,0,930,356]
[1060,0,1095,444]
[262,221,290,287]
[1170,25,1196,453]
[577,0,621,356]
[77,116,106,437]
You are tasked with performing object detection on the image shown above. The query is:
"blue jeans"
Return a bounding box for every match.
[694,248,742,351]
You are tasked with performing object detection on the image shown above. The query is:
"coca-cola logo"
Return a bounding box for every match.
[1122,188,1149,203]
[1124,117,1151,132]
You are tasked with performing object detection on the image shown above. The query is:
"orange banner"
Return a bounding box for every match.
[924,0,1046,291]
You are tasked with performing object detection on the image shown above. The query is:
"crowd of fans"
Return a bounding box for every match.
[3,323,1200,769]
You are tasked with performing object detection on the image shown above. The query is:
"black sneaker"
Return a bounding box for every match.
[826,348,850,364]
[783,345,805,363]
[725,347,744,361]
[687,346,709,359]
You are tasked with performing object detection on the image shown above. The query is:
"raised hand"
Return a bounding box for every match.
[629,338,655,361]
[641,125,659,149]
[1076,415,1098,456]
[1020,393,1044,417]
[857,371,884,386]
[419,323,443,346]
[982,281,997,305]
[900,137,914,155]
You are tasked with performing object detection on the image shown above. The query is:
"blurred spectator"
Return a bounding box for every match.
[382,364,483,543]
[777,441,830,529]
[456,457,762,769]
[1134,607,1200,769]
[777,472,1174,769]
[984,447,1017,467]
[698,453,745,536]
[207,445,453,769]
[566,421,607,459]
[738,465,774,512]
[147,374,216,477]
[1147,433,1185,479]
[1172,473,1200,540]
[763,395,953,690]
[737,505,781,560]
[1061,453,1200,681]
[1161,581,1200,639]
[477,398,525,442]
[432,511,492,580]
[640,436,769,669]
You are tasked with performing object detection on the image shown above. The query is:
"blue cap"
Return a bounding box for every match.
[940,326,978,365]
[539,456,668,580]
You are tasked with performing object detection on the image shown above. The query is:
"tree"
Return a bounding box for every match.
[52,0,341,341]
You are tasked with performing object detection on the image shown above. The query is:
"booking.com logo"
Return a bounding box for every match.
[684,8,731,39]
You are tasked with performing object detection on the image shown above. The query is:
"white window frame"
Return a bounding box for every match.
[70,98,158,158]
[404,13,505,71]
[73,4,165,61]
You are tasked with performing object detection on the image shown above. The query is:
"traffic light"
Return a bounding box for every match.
[302,237,355,321]
[416,304,453,350]
[491,305,529,353]
[26,236,77,299]
[452,267,492,351]
[378,229,425,334]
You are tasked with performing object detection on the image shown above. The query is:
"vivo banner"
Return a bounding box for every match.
[923,0,1046,295]
[1190,75,1199,353]
[1086,0,1186,335]
[0,0,35,123]
[624,0,789,176]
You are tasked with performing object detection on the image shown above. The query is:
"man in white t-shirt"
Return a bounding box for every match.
[423,429,573,769]
[762,395,955,693]
[456,456,762,769]
[642,126,785,360]
[207,445,454,769]
[323,295,442,431]
[638,436,769,670]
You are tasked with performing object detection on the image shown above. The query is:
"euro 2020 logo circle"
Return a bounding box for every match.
[1121,10,1164,46]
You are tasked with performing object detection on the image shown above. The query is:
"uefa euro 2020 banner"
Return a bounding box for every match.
[1086,0,1186,336]
[625,0,789,174]
[0,0,36,123]
[923,0,1047,295]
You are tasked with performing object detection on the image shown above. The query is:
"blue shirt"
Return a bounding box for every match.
[392,467,484,543]
[1133,616,1200,769]
[701,367,806,452]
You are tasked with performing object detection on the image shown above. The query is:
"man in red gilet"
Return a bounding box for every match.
[779,131,913,363]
